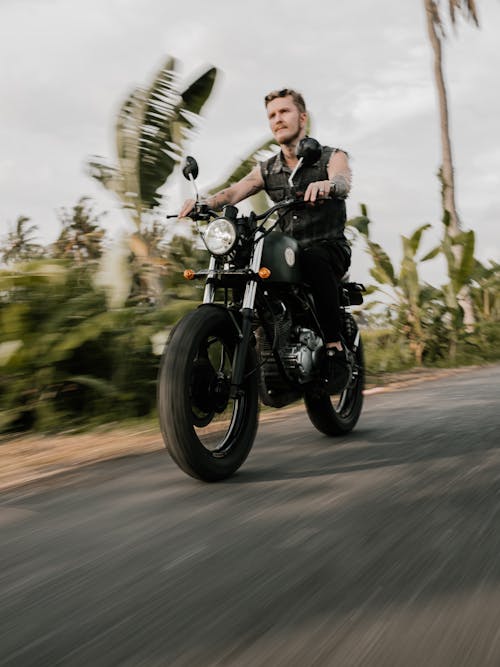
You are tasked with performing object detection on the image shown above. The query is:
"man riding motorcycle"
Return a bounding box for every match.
[180,87,352,392]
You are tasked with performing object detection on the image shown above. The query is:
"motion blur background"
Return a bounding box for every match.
[1,0,499,277]
[1,0,499,433]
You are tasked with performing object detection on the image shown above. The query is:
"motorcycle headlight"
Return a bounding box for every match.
[204,218,237,256]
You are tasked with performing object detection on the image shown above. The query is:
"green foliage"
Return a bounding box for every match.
[1,205,498,434]
[351,205,455,365]
[350,195,499,369]
[52,197,106,263]
[0,216,45,264]
[362,328,414,374]
[368,240,397,286]
[347,209,371,238]
[0,230,206,433]
[441,228,475,294]
[470,260,500,321]
[89,57,217,224]
[87,56,217,303]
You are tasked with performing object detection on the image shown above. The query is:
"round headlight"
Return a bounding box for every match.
[204,218,237,256]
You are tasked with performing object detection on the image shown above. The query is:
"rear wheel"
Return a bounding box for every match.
[304,338,364,436]
[157,306,259,481]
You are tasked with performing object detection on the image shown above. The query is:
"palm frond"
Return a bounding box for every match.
[116,88,150,214]
[431,0,480,37]
[138,57,181,208]
[88,57,218,223]
[448,0,479,26]
[137,62,217,210]
[180,66,217,123]
[87,158,128,207]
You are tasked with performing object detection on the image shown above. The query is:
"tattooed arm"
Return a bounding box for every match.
[179,165,264,218]
[303,149,352,203]
[327,149,352,198]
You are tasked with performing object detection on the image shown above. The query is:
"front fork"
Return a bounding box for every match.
[203,232,266,398]
[232,231,266,396]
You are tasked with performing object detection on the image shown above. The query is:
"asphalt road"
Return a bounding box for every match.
[1,365,500,666]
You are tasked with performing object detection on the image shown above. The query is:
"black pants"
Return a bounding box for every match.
[300,242,351,342]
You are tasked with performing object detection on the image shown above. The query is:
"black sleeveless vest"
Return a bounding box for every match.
[259,144,348,249]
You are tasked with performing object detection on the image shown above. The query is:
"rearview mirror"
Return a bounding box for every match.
[182,156,199,181]
[296,137,322,167]
[288,137,322,189]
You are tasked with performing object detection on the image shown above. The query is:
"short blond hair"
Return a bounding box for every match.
[264,88,306,114]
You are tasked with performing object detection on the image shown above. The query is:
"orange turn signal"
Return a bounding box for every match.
[258,267,271,279]
[183,269,195,280]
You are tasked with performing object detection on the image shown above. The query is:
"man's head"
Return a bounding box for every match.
[264,88,307,146]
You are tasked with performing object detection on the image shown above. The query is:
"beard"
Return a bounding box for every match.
[273,123,302,146]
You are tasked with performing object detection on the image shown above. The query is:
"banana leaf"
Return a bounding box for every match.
[408,223,431,256]
[347,204,371,238]
[367,240,397,286]
[89,56,218,220]
[421,246,441,262]
[139,62,217,209]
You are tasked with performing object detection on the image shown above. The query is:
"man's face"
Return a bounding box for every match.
[266,95,307,145]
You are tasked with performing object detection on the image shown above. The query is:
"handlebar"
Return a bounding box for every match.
[254,197,301,223]
[168,195,334,226]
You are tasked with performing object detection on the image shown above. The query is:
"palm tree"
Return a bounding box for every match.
[89,56,217,224]
[0,216,44,264]
[423,0,479,327]
[52,197,106,264]
[88,56,217,299]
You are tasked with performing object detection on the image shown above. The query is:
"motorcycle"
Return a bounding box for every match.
[157,138,365,481]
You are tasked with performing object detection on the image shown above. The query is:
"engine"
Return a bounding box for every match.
[280,327,324,383]
[256,298,324,407]
[256,320,323,390]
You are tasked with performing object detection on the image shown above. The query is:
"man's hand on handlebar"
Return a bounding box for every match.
[304,180,332,203]
[179,198,197,219]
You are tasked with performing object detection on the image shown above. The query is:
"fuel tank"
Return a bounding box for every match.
[260,231,303,284]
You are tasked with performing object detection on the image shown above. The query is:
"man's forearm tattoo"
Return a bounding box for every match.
[246,183,261,197]
[329,175,350,199]
[207,189,230,211]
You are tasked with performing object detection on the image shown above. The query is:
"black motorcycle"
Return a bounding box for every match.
[158,139,365,481]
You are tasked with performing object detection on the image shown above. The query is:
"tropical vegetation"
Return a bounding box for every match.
[1,42,498,435]
[423,0,480,328]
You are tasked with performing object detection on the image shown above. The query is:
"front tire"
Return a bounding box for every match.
[304,338,364,436]
[157,306,259,481]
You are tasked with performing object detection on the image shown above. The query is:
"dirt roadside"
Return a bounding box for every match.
[0,365,483,493]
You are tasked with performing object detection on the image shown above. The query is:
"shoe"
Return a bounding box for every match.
[325,346,350,393]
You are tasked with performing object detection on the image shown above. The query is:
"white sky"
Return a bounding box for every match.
[1,0,499,285]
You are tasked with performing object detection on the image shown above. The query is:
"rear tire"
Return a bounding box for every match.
[304,338,364,436]
[157,306,259,481]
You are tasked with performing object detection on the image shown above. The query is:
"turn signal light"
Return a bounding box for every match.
[183,269,195,280]
[258,267,271,279]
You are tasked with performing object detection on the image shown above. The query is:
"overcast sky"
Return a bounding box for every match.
[1,0,499,285]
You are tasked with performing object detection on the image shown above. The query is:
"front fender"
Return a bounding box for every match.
[196,303,244,342]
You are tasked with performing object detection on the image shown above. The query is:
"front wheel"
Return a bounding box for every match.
[304,338,364,436]
[157,306,259,481]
